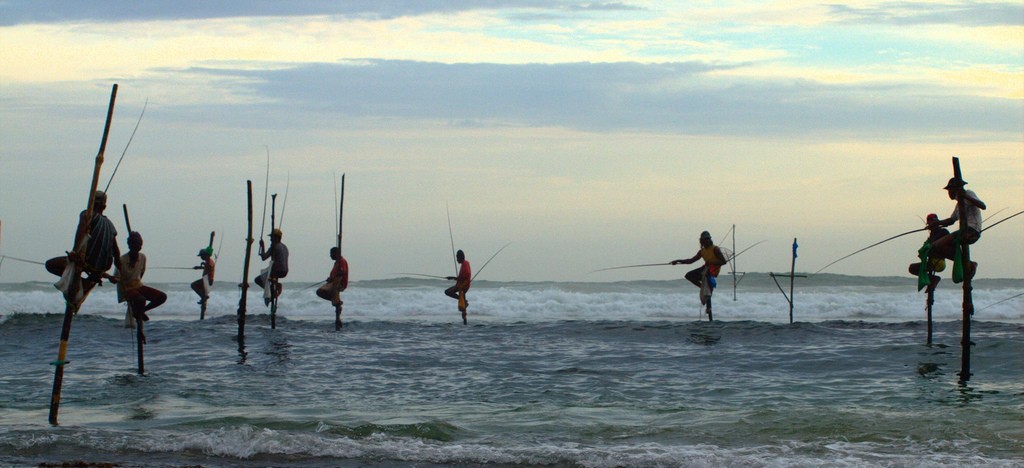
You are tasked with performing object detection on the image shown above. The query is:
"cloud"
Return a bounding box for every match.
[826,1,1024,27]
[0,0,642,26]
[172,60,1022,139]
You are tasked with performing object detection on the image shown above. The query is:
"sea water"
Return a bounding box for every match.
[1,275,1022,467]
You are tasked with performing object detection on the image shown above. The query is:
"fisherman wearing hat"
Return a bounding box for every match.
[45,190,121,295]
[670,231,728,319]
[190,246,216,304]
[256,228,289,306]
[930,177,985,276]
[908,213,950,292]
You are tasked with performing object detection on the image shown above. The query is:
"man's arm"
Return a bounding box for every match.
[964,191,986,210]
[670,252,701,265]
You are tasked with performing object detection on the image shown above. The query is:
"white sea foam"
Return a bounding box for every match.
[0,278,1021,324]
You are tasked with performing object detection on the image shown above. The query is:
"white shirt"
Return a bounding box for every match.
[949,189,983,232]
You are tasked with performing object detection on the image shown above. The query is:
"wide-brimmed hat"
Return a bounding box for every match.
[943,177,966,190]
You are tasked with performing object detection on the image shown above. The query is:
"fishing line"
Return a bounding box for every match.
[981,209,1023,233]
[589,240,765,274]
[258,146,270,240]
[333,172,339,243]
[103,98,148,194]
[976,292,1024,312]
[812,227,927,276]
[215,228,224,260]
[278,172,291,229]
[0,255,45,266]
[472,242,511,281]
[446,203,458,276]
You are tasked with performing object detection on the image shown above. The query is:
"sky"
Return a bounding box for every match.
[1,0,1022,285]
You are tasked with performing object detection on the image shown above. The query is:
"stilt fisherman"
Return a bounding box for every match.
[671,231,728,319]
[445,249,471,323]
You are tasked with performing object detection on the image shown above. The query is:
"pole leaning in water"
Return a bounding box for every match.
[336,174,345,331]
[952,157,974,384]
[50,83,118,426]
[238,181,254,351]
[122,205,145,375]
[269,193,278,329]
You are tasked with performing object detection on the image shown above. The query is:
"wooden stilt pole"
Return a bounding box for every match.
[49,83,118,426]
[789,238,797,324]
[238,181,254,353]
[336,174,345,331]
[133,301,145,375]
[269,193,278,330]
[122,205,144,375]
[926,282,935,346]
[952,157,974,383]
[731,224,737,301]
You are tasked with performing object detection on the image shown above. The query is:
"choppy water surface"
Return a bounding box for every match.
[1,277,1022,467]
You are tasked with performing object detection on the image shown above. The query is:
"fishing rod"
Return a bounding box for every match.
[589,240,766,274]
[0,255,45,266]
[258,146,271,241]
[589,262,672,274]
[278,171,291,229]
[472,242,511,281]
[976,292,1024,313]
[394,272,450,280]
[446,203,458,277]
[215,228,225,260]
[982,207,1007,224]
[338,174,345,253]
[103,98,148,194]
[981,209,1023,233]
[812,227,927,276]
[334,172,340,250]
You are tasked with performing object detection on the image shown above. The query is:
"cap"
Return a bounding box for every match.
[699,231,712,240]
[943,177,966,190]
[93,190,107,203]
[198,247,213,257]
[269,228,283,238]
[926,213,939,223]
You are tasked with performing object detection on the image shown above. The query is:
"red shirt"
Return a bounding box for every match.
[329,256,349,290]
[456,260,471,291]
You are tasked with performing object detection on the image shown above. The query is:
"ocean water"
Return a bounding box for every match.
[0,275,1022,467]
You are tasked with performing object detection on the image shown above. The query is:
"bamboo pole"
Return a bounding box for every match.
[789,238,797,324]
[952,157,974,383]
[269,193,278,330]
[926,282,935,345]
[336,174,345,331]
[49,83,118,426]
[122,204,144,375]
[731,225,737,301]
[237,181,254,352]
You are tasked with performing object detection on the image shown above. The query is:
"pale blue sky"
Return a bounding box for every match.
[1,1,1021,283]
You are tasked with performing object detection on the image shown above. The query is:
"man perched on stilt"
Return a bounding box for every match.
[316,247,349,316]
[930,177,985,280]
[256,228,289,306]
[671,231,728,320]
[445,249,471,324]
[908,213,950,293]
[191,247,216,307]
[45,190,120,298]
[112,231,166,340]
